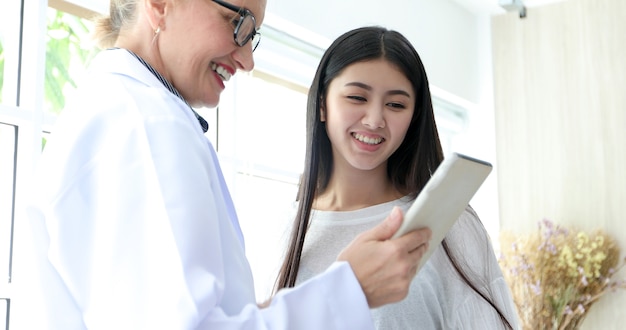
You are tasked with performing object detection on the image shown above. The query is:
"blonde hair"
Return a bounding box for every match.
[92,0,139,49]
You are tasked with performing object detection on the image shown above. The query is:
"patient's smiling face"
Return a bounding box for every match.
[322,58,415,173]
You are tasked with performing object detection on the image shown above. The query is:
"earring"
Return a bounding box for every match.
[154,26,161,35]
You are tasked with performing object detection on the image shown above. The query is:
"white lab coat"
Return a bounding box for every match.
[23,49,373,329]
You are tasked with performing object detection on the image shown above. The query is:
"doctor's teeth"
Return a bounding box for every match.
[353,133,383,145]
[217,66,231,81]
[211,63,232,81]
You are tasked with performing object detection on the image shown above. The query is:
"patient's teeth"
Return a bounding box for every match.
[353,133,383,145]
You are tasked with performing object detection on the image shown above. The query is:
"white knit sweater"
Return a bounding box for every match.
[294,196,520,329]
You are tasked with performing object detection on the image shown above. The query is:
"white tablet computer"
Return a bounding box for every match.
[391,152,492,270]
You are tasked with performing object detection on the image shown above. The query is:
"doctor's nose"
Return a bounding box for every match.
[232,43,255,72]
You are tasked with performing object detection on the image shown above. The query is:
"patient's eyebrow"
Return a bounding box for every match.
[345,82,372,90]
[345,82,411,98]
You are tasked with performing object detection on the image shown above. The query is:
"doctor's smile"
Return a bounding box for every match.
[211,62,234,82]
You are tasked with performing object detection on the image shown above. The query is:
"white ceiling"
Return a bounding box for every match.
[452,0,568,15]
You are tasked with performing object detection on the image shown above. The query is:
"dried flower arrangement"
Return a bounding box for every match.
[498,219,626,330]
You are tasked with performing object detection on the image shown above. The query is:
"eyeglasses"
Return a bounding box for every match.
[212,0,261,52]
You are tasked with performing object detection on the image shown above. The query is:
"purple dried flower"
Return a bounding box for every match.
[564,305,573,315]
[547,243,557,254]
[538,238,558,254]
[576,304,585,314]
[530,280,542,295]
[581,275,588,286]
[540,219,555,239]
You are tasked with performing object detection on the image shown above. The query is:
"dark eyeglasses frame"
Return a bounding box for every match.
[212,0,261,52]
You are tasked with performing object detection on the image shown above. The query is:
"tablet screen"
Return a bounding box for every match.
[391,152,492,270]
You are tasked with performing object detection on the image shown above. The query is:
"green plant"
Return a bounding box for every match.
[45,8,98,114]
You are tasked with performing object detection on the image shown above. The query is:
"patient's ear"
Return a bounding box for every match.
[320,102,326,122]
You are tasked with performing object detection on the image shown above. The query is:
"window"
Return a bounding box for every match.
[0,40,4,105]
[44,8,97,116]
[0,298,7,330]
[0,124,16,330]
[0,2,25,330]
[208,24,323,298]
[0,123,16,282]
[0,1,21,108]
[0,1,98,328]
[217,71,308,300]
[433,96,468,154]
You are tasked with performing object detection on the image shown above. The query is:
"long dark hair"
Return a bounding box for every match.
[274,26,512,329]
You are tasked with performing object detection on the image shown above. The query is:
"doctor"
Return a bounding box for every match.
[24,0,432,329]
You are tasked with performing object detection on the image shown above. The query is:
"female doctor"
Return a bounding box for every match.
[23,0,432,329]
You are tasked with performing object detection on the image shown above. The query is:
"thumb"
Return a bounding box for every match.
[369,206,403,241]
